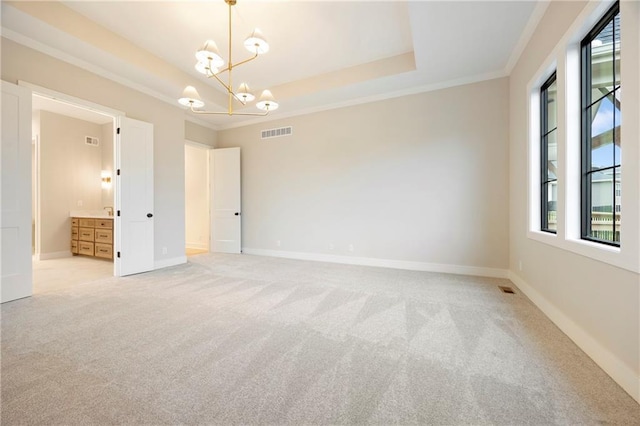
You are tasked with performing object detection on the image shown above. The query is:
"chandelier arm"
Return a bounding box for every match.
[212,66,230,75]
[181,1,277,117]
[207,71,233,93]
[229,52,259,69]
[189,105,269,116]
[209,51,257,76]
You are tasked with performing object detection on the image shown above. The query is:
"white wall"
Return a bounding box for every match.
[218,78,510,274]
[185,121,217,147]
[2,37,216,266]
[38,110,103,255]
[185,144,210,250]
[509,0,640,401]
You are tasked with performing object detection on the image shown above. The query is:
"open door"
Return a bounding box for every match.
[115,117,154,276]
[211,147,241,253]
[1,82,33,303]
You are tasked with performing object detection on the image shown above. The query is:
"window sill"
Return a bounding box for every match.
[527,230,638,273]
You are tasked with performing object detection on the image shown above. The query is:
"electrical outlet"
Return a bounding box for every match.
[519,260,523,271]
[348,244,354,253]
[329,243,334,250]
[162,247,168,255]
[276,240,281,248]
[77,200,83,207]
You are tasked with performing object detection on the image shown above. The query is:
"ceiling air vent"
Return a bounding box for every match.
[85,136,99,147]
[261,126,292,140]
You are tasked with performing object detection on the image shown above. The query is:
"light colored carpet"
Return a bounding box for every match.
[2,253,639,425]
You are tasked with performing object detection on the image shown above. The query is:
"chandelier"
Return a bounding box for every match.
[178,0,278,116]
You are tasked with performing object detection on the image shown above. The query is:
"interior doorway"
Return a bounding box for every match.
[29,86,119,290]
[185,142,210,256]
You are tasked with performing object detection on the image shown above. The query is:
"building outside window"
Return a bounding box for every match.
[581,1,621,245]
[540,72,558,233]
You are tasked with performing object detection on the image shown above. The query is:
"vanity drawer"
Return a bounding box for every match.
[71,218,79,227]
[71,240,78,254]
[79,218,95,227]
[95,219,113,229]
[95,229,113,244]
[94,243,113,259]
[78,241,94,256]
[79,227,95,242]
[71,227,79,240]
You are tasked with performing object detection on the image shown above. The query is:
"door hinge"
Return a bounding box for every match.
[117,252,121,258]
[117,210,120,217]
[117,169,120,176]
[117,127,121,135]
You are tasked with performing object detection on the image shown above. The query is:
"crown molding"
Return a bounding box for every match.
[505,1,551,74]
[216,69,508,131]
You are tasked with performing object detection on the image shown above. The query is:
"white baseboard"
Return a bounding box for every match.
[186,242,208,250]
[38,251,72,260]
[242,248,509,279]
[509,271,640,403]
[154,256,187,270]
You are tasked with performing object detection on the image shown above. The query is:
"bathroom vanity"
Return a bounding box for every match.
[70,212,114,260]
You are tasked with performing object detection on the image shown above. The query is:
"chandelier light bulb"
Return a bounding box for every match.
[195,60,218,76]
[236,83,255,102]
[244,29,269,54]
[256,89,278,111]
[178,86,205,108]
[195,40,224,68]
[177,1,278,116]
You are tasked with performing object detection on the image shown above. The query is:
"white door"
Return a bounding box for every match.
[1,82,32,303]
[115,117,154,276]
[210,147,241,253]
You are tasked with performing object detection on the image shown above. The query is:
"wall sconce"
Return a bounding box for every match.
[101,171,112,189]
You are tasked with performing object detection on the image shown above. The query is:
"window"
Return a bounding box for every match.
[581,1,621,246]
[540,72,558,233]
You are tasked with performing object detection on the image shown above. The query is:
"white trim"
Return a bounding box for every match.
[505,1,551,74]
[4,29,180,111]
[19,81,125,117]
[5,24,506,134]
[509,271,640,403]
[23,82,121,277]
[216,70,508,131]
[185,139,214,150]
[154,256,187,270]
[38,251,73,260]
[6,29,220,132]
[524,0,639,274]
[33,135,41,258]
[243,248,509,279]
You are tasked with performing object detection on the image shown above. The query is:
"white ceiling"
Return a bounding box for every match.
[2,1,545,130]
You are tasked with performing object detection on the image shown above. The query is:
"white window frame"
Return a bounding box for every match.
[526,0,639,274]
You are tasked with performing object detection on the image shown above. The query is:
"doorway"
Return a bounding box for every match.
[185,142,210,256]
[30,90,118,290]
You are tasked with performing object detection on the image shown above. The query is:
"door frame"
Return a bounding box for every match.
[32,134,40,258]
[19,81,125,276]
[184,140,212,253]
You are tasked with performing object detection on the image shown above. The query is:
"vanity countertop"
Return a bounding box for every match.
[70,210,114,219]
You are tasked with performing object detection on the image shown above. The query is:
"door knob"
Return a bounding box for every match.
[234,212,240,216]
[147,213,153,218]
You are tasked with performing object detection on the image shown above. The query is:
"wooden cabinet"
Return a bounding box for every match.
[71,217,113,260]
